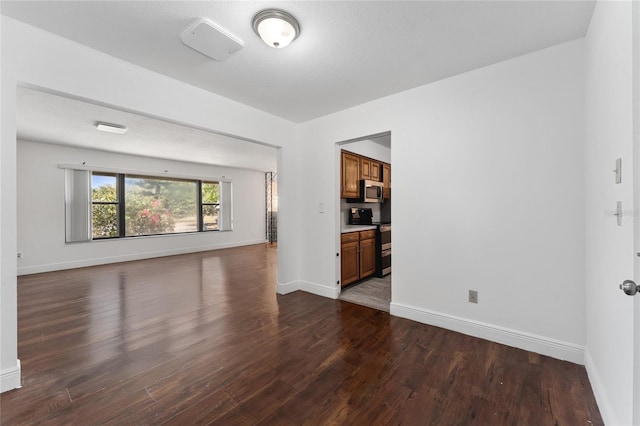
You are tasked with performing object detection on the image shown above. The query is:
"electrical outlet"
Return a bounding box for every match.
[469,290,478,304]
[17,252,23,259]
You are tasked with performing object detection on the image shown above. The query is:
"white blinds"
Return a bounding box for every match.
[64,169,91,242]
[218,181,233,231]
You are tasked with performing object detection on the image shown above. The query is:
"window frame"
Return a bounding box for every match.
[90,171,223,240]
[200,181,221,232]
[90,173,124,240]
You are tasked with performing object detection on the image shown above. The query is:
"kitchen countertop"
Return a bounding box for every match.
[341,225,377,234]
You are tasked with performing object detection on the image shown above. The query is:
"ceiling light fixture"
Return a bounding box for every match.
[96,122,127,134]
[252,9,300,49]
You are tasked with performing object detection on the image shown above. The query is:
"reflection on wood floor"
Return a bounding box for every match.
[2,243,602,424]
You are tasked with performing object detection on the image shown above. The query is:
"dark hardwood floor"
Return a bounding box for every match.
[2,243,602,425]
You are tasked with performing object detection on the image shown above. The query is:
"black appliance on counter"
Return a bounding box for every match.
[348,208,391,277]
[348,207,373,225]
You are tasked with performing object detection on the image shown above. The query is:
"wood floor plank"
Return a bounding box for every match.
[1,243,602,425]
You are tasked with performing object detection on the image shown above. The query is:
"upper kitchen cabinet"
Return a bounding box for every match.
[360,158,372,180]
[341,151,360,198]
[382,163,391,200]
[371,161,381,181]
[359,158,381,182]
[341,149,389,199]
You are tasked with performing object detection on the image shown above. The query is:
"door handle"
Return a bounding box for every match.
[619,280,639,296]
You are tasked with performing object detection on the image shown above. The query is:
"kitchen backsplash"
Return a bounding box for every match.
[341,199,381,226]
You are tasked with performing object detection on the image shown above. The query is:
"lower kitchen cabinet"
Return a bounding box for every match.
[341,230,376,287]
[359,236,376,278]
[340,233,360,287]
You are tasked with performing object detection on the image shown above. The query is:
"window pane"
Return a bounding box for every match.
[124,176,198,236]
[92,204,119,238]
[92,173,118,202]
[202,182,219,204]
[202,204,219,231]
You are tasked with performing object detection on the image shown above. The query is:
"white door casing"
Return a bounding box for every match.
[633,2,640,424]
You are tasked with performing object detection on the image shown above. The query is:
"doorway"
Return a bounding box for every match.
[336,132,391,312]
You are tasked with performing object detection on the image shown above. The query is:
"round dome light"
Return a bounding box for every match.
[252,9,300,49]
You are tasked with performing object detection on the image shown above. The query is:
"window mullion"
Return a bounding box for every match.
[118,174,125,237]
[197,180,203,232]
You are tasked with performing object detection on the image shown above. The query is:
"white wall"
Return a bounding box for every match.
[1,17,298,392]
[342,140,391,164]
[16,140,267,274]
[584,2,634,425]
[297,39,587,363]
[0,12,22,393]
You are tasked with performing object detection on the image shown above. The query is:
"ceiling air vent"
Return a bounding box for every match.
[181,18,243,62]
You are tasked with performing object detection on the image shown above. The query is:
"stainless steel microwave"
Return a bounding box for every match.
[360,180,384,203]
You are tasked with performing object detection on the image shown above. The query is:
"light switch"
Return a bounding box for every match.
[614,158,622,184]
[616,201,623,226]
[319,203,325,214]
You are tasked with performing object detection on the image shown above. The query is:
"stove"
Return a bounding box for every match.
[375,223,391,277]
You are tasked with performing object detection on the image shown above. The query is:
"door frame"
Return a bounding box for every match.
[334,131,391,295]
[633,2,640,423]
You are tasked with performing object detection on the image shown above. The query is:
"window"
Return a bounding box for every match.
[91,173,120,239]
[124,176,198,236]
[201,182,220,231]
[67,169,232,242]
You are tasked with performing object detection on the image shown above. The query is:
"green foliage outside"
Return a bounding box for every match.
[92,176,219,238]
[202,182,219,203]
[124,178,191,236]
[92,184,118,238]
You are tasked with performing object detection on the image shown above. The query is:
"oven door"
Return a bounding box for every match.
[380,249,391,276]
[379,225,391,250]
[377,224,391,277]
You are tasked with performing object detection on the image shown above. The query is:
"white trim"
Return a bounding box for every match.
[277,280,340,299]
[632,2,640,424]
[18,239,266,275]
[276,280,300,295]
[299,281,340,299]
[390,302,584,364]
[58,163,233,183]
[1,360,21,393]
[585,348,617,426]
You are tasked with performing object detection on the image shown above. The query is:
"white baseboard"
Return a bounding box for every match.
[1,360,21,393]
[277,280,339,299]
[299,281,339,299]
[17,239,267,275]
[390,302,584,364]
[276,280,301,295]
[584,348,617,425]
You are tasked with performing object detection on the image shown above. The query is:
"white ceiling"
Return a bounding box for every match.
[2,1,596,123]
[17,87,278,172]
[5,1,595,172]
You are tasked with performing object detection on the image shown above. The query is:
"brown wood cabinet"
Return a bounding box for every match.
[358,230,376,279]
[382,163,391,200]
[341,150,389,199]
[340,232,360,287]
[340,230,376,287]
[360,158,371,180]
[370,161,381,181]
[341,151,360,198]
